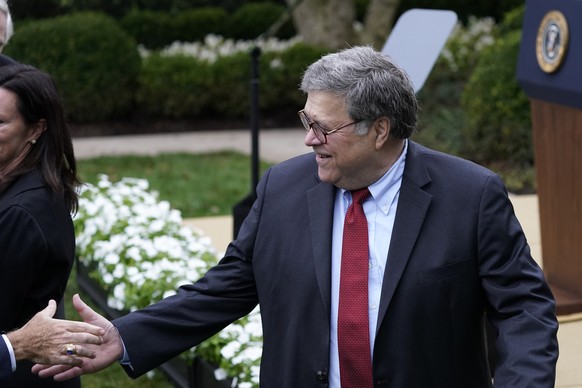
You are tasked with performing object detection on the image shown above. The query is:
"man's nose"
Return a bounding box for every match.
[304,128,322,147]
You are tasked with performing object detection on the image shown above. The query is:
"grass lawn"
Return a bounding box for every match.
[76,151,272,218]
[63,151,272,386]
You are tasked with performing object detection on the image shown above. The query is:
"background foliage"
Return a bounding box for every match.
[120,7,229,49]
[396,0,523,23]
[412,6,533,192]
[5,12,141,122]
[5,0,535,192]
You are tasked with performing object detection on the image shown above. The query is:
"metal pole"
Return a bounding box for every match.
[232,46,261,239]
[250,46,261,196]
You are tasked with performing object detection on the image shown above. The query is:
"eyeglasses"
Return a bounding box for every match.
[298,109,361,144]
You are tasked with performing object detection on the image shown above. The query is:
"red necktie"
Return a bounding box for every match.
[338,188,373,387]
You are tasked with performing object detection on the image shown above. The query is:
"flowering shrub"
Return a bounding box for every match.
[75,175,216,311]
[208,307,262,388]
[75,175,262,387]
[440,16,495,73]
[138,33,304,64]
[136,35,326,120]
[413,16,497,157]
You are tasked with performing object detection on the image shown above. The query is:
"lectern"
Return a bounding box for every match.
[517,0,582,315]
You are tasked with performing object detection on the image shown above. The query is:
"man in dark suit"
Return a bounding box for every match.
[1,300,104,380]
[36,46,558,387]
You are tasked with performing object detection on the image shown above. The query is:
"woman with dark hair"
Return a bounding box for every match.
[0,64,82,387]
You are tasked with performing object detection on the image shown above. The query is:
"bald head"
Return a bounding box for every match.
[0,0,13,51]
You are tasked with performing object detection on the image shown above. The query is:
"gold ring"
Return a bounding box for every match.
[65,344,77,355]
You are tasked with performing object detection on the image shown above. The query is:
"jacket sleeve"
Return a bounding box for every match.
[0,335,14,380]
[477,174,558,386]
[0,206,46,329]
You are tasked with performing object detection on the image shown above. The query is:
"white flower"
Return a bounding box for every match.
[102,273,113,285]
[269,58,283,69]
[113,283,125,301]
[148,219,165,233]
[220,341,240,359]
[139,34,303,65]
[214,367,228,381]
[440,16,496,73]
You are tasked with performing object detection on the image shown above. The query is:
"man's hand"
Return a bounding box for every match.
[31,294,124,380]
[7,297,104,365]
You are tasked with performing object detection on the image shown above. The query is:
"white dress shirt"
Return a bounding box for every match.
[328,140,407,387]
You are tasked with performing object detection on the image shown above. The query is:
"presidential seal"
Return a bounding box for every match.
[536,10,569,73]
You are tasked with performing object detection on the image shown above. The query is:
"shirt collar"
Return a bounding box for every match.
[342,139,408,213]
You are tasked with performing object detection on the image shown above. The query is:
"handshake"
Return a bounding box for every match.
[3,294,123,381]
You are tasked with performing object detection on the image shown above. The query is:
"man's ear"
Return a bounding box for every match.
[28,119,47,143]
[373,117,391,150]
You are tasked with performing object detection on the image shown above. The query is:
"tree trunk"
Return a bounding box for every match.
[286,0,357,49]
[358,0,400,48]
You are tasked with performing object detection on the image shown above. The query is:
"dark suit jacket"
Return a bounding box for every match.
[0,54,17,67]
[114,141,558,387]
[0,170,79,387]
[0,337,11,380]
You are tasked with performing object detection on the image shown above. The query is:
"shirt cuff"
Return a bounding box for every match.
[118,336,133,370]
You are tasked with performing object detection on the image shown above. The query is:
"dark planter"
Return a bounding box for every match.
[189,358,233,388]
[76,259,233,388]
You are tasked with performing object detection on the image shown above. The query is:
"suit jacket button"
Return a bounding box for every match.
[316,370,328,382]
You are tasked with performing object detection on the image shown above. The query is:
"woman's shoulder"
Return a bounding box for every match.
[1,170,45,200]
[0,171,63,215]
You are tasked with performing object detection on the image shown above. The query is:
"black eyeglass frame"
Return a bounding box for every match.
[298,109,361,144]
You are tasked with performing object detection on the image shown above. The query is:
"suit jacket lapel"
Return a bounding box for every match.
[377,142,432,329]
[307,181,336,317]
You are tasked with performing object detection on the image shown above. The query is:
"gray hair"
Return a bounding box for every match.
[0,0,13,44]
[300,46,418,139]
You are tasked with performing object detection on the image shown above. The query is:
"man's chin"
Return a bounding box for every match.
[317,169,336,185]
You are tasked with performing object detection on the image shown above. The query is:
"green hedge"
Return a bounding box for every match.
[10,0,279,20]
[259,43,330,111]
[174,8,230,42]
[460,6,534,192]
[5,7,324,124]
[5,12,141,123]
[461,30,530,164]
[136,54,213,119]
[412,16,496,156]
[396,0,523,22]
[120,7,229,49]
[412,7,534,193]
[120,3,294,49]
[225,2,295,40]
[119,10,173,50]
[460,30,533,187]
[208,52,254,118]
[136,43,327,120]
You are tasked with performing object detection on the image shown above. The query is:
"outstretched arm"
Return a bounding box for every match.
[32,294,124,380]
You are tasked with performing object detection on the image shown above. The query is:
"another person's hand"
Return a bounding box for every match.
[6,297,104,366]
[32,294,124,380]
